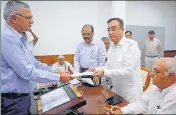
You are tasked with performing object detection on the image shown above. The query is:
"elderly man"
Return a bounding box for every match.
[101,37,113,89]
[101,37,111,52]
[105,57,176,114]
[91,17,143,103]
[144,30,161,70]
[74,24,106,73]
[1,1,71,114]
[125,31,132,39]
[52,55,74,74]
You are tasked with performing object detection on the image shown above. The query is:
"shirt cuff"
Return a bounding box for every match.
[121,106,130,114]
[103,69,112,77]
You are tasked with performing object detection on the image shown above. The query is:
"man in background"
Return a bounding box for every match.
[101,37,112,89]
[74,24,106,73]
[21,29,39,54]
[105,57,176,114]
[144,30,161,71]
[101,37,111,52]
[125,31,132,39]
[52,55,74,74]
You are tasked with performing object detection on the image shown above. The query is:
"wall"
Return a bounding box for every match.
[126,1,176,50]
[1,1,176,55]
[1,1,111,56]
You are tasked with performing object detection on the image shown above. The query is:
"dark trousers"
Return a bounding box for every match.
[1,94,31,115]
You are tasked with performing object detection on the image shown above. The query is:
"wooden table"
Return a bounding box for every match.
[37,84,128,114]
[76,84,128,114]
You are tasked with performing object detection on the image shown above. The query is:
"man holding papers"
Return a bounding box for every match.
[91,17,143,103]
[1,1,71,114]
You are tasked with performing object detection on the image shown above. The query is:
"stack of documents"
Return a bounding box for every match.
[70,71,95,86]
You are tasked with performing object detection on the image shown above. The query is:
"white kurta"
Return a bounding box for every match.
[52,61,74,74]
[121,84,176,114]
[103,37,143,103]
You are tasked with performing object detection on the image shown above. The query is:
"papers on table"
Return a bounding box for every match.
[70,71,93,78]
[40,87,70,113]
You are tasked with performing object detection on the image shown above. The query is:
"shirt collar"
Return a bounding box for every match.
[112,37,126,48]
[159,83,176,96]
[4,23,23,40]
[82,40,95,46]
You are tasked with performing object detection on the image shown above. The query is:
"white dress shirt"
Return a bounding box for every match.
[74,40,106,72]
[121,83,176,114]
[52,61,74,74]
[102,37,143,103]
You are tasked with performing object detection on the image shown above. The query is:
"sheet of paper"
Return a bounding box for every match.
[81,78,94,86]
[40,87,70,113]
[70,71,93,77]
[69,78,80,85]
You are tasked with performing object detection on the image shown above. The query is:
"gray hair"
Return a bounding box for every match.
[3,0,30,22]
[167,58,176,75]
[58,55,64,59]
[158,57,176,76]
[101,37,110,41]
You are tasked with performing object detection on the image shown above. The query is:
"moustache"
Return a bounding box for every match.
[84,37,90,40]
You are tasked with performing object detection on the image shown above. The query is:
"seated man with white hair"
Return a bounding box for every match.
[105,57,176,114]
[52,55,74,74]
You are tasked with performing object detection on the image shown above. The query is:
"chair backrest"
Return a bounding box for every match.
[141,67,152,92]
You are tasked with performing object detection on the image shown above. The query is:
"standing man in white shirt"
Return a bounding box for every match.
[91,17,143,103]
[105,57,176,114]
[74,24,106,73]
[144,30,161,71]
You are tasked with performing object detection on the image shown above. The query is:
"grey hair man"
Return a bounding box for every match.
[105,57,176,114]
[1,1,71,114]
[101,37,111,52]
[52,55,74,74]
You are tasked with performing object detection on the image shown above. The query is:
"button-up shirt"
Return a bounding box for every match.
[74,41,106,72]
[144,38,161,57]
[1,24,59,93]
[103,37,143,103]
[121,84,176,114]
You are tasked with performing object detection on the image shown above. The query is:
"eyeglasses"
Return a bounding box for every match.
[82,33,92,37]
[15,14,33,22]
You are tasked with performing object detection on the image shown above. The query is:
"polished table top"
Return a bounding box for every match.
[37,84,128,114]
[76,84,128,114]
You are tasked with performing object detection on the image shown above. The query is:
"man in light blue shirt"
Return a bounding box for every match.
[1,1,71,114]
[74,24,106,73]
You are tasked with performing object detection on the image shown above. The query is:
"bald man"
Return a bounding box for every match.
[52,55,74,74]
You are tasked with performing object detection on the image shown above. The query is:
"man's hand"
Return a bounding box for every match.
[104,106,122,114]
[92,69,104,78]
[60,73,71,83]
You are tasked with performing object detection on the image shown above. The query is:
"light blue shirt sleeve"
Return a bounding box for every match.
[34,58,57,73]
[1,36,60,83]
[97,42,106,67]
[74,44,81,72]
